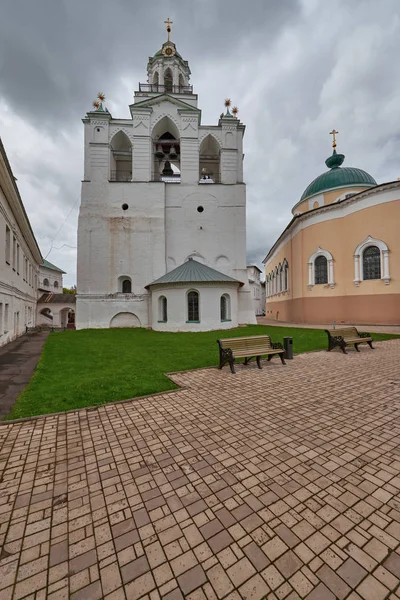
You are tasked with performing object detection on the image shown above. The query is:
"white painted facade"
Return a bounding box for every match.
[77,37,256,331]
[38,265,64,296]
[37,299,76,328]
[247,265,264,316]
[0,140,41,346]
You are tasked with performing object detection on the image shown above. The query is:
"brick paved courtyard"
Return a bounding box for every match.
[0,341,400,599]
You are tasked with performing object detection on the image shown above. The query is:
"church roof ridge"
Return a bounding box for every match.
[145,258,243,288]
[41,258,66,273]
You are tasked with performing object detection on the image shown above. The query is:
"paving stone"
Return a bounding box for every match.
[356,575,389,600]
[177,564,207,595]
[0,340,399,600]
[274,550,303,579]
[337,558,367,588]
[206,564,234,599]
[243,541,270,571]
[383,552,400,578]
[316,564,351,600]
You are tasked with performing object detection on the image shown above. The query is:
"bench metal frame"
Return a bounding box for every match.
[217,334,286,374]
[325,327,375,354]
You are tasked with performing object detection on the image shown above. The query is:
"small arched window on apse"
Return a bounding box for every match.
[354,236,390,285]
[54,281,59,289]
[158,296,167,322]
[187,290,200,322]
[220,294,231,321]
[308,248,335,288]
[43,278,49,286]
[164,68,173,92]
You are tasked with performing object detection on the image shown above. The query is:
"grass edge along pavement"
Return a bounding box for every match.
[5,325,398,420]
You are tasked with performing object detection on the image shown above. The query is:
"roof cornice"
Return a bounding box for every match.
[0,139,42,264]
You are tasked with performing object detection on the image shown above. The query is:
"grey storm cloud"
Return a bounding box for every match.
[1,0,400,286]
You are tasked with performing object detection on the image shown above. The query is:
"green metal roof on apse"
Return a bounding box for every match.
[146,258,242,288]
[300,150,377,202]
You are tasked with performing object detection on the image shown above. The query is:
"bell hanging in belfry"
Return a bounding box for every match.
[162,160,174,176]
[168,145,178,160]
[155,144,165,159]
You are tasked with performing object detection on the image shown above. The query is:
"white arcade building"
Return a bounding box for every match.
[76,25,256,331]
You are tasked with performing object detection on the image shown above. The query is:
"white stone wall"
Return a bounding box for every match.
[247,266,264,316]
[150,284,239,332]
[37,302,75,327]
[0,184,39,346]
[38,266,63,295]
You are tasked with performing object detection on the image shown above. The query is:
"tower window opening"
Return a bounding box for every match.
[164,68,173,93]
[110,131,132,182]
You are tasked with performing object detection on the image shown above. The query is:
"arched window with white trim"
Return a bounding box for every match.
[308,247,335,289]
[277,264,282,293]
[315,256,328,284]
[283,259,289,292]
[354,236,390,285]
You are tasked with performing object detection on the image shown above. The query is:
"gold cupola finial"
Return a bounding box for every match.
[329,129,339,150]
[164,17,173,42]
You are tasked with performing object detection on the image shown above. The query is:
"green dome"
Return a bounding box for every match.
[300,150,377,202]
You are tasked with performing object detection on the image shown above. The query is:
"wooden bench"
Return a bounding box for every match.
[325,327,374,354]
[217,334,286,374]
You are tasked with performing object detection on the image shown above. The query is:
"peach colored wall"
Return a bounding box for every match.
[293,199,309,214]
[323,187,365,206]
[265,198,400,324]
[264,239,292,315]
[267,295,400,325]
[293,186,368,215]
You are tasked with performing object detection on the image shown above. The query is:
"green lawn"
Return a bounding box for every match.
[6,325,398,420]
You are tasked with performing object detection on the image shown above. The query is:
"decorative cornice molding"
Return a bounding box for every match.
[264,181,400,264]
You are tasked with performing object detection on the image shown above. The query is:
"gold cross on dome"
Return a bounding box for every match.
[164,18,173,41]
[329,129,339,149]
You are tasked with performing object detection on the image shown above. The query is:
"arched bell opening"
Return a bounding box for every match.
[110,131,132,182]
[199,134,220,183]
[152,116,180,182]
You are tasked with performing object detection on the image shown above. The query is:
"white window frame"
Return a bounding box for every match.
[354,236,390,286]
[308,247,335,289]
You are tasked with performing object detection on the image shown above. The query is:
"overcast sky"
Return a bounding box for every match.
[1,0,400,286]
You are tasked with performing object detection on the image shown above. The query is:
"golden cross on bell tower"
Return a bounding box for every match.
[329,129,339,150]
[164,18,173,42]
